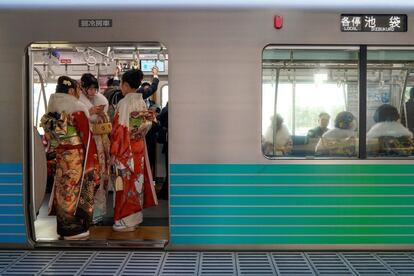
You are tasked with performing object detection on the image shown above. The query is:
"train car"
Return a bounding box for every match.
[1,2,414,250]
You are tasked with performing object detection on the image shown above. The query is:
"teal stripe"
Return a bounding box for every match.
[0,196,22,205]
[171,186,414,195]
[0,164,22,174]
[0,216,25,224]
[171,164,414,175]
[171,216,414,225]
[171,196,414,206]
[0,235,26,243]
[171,235,414,245]
[171,175,414,185]
[0,225,25,234]
[171,226,414,235]
[171,207,414,216]
[0,185,22,194]
[0,206,23,215]
[0,175,22,183]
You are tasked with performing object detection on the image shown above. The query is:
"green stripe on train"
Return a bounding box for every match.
[170,207,414,216]
[171,175,414,185]
[170,216,414,225]
[170,164,414,175]
[170,235,414,244]
[171,226,414,235]
[171,186,414,195]
[171,196,414,205]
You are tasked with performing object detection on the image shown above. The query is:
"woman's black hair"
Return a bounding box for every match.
[334,111,354,129]
[374,104,400,122]
[81,73,99,89]
[56,76,76,94]
[121,69,144,89]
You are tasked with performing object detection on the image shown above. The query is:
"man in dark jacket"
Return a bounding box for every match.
[307,112,330,139]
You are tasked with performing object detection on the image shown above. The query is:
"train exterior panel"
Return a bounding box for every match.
[1,9,414,249]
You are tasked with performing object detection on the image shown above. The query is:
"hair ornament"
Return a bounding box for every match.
[63,80,72,87]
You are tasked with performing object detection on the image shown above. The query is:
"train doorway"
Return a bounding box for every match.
[28,42,169,247]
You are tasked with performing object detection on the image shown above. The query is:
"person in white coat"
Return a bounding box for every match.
[79,73,111,224]
[263,114,292,156]
[367,104,414,156]
[315,111,357,156]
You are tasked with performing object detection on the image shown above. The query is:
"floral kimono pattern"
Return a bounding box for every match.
[41,100,99,237]
[79,93,111,223]
[110,93,158,227]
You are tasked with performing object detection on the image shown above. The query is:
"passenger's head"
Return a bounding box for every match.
[318,112,330,128]
[271,114,284,131]
[374,104,400,123]
[81,73,99,99]
[140,82,151,93]
[149,103,161,114]
[334,111,355,130]
[121,69,144,95]
[107,77,120,87]
[56,76,79,99]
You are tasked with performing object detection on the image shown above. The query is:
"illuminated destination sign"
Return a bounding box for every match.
[340,14,407,32]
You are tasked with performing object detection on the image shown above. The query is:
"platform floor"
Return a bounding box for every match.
[1,250,414,275]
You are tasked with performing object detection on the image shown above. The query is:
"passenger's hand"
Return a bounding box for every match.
[152,67,158,76]
[90,105,104,115]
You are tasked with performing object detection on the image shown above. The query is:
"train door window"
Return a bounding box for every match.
[29,43,169,246]
[366,48,414,157]
[161,84,169,108]
[262,46,359,158]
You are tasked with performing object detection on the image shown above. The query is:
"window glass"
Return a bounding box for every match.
[366,49,414,157]
[161,85,168,108]
[262,47,359,158]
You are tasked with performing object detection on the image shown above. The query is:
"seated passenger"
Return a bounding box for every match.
[262,114,292,156]
[367,104,414,156]
[315,111,357,156]
[307,112,330,139]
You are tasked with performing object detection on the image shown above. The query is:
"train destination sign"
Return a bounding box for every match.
[79,19,112,28]
[340,14,407,32]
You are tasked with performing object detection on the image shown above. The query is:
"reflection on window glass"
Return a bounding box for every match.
[366,49,414,157]
[161,85,168,108]
[33,82,56,135]
[262,47,359,158]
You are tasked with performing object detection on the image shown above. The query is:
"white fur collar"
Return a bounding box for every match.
[79,93,109,122]
[47,93,90,118]
[367,121,413,138]
[116,92,147,128]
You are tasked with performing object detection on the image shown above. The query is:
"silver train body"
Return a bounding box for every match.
[1,7,414,249]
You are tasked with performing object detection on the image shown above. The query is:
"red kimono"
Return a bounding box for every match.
[110,92,157,229]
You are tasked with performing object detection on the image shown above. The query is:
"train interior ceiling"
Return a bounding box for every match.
[30,42,169,246]
[262,47,414,158]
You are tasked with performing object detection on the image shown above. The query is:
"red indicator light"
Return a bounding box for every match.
[274,15,283,29]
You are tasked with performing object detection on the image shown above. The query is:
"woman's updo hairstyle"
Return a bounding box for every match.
[374,104,400,123]
[56,76,76,94]
[81,73,99,89]
[334,111,355,129]
[121,69,144,89]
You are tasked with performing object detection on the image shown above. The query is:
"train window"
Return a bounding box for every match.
[161,85,169,108]
[366,48,414,157]
[262,46,359,158]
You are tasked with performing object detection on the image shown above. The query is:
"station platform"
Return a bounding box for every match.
[1,250,414,275]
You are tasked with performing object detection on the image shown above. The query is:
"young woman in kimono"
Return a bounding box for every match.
[79,73,111,224]
[110,69,158,232]
[41,76,99,240]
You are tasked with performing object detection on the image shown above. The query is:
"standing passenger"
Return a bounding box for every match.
[110,69,158,232]
[262,114,292,156]
[79,73,111,224]
[40,76,99,240]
